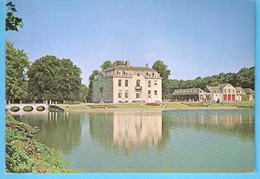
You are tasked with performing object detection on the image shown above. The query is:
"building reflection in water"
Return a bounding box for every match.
[165,110,254,140]
[88,110,163,154]
[112,111,162,153]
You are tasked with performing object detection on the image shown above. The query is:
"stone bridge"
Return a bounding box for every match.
[6,103,49,115]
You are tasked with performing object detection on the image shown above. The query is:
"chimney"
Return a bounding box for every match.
[146,63,149,68]
[125,61,130,67]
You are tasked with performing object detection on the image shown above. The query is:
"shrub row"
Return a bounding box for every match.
[145,103,161,106]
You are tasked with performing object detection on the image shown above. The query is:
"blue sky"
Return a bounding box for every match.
[6,0,255,85]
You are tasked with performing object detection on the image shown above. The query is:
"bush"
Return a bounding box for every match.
[145,103,161,106]
[5,113,73,173]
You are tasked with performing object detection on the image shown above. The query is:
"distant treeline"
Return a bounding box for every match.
[168,66,254,94]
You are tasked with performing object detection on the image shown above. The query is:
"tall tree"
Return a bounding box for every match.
[6,2,23,31]
[78,84,88,102]
[152,60,171,79]
[152,60,171,100]
[6,41,30,102]
[87,70,100,103]
[27,56,82,102]
[233,67,254,89]
[101,61,113,70]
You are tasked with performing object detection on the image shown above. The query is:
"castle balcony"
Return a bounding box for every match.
[135,86,142,90]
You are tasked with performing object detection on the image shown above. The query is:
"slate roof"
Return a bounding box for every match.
[172,88,209,95]
[243,88,255,94]
[105,65,156,72]
[235,87,246,94]
[96,63,161,79]
[205,86,221,93]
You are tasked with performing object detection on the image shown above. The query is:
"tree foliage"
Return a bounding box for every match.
[113,60,125,66]
[233,67,254,89]
[152,60,171,79]
[6,113,73,173]
[27,56,82,102]
[78,84,88,102]
[6,41,30,101]
[168,67,254,95]
[87,70,100,102]
[6,2,23,31]
[152,60,171,100]
[100,60,113,70]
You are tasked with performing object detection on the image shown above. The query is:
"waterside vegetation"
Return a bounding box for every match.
[6,113,73,173]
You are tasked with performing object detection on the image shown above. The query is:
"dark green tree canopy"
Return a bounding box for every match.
[233,67,254,89]
[87,70,100,102]
[168,66,254,98]
[6,41,30,101]
[27,55,82,101]
[152,60,171,100]
[101,61,113,70]
[152,60,171,79]
[6,2,23,31]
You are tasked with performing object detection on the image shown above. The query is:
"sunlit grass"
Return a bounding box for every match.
[56,100,254,110]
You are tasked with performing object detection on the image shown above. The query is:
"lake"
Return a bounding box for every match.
[13,109,255,173]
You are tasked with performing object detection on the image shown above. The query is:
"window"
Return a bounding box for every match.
[154,90,157,95]
[136,80,140,87]
[118,79,121,87]
[125,80,128,87]
[125,91,128,98]
[148,90,151,95]
[136,93,140,99]
[148,80,151,87]
[118,91,122,98]
[228,89,230,93]
[154,80,157,85]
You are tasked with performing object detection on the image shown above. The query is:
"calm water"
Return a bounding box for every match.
[14,109,255,173]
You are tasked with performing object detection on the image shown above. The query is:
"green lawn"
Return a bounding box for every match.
[57,103,91,110]
[56,100,254,111]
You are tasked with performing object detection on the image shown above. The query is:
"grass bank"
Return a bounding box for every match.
[57,101,254,111]
[5,112,73,173]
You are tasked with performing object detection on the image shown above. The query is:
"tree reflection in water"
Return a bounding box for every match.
[14,112,82,154]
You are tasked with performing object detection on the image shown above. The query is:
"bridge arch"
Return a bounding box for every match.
[10,106,20,112]
[6,103,49,114]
